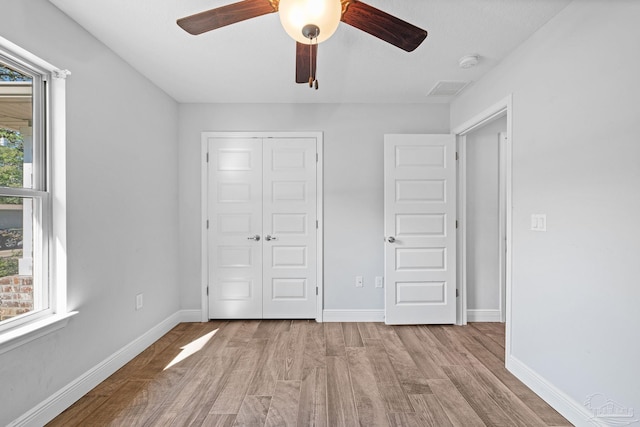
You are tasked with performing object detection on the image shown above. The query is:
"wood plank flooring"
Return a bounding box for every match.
[48,321,571,427]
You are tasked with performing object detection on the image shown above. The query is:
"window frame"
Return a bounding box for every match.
[0,36,75,354]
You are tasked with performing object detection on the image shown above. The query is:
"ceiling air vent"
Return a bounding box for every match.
[427,80,470,97]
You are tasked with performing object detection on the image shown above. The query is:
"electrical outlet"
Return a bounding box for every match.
[355,276,363,288]
[136,293,143,311]
[375,276,384,288]
[531,214,547,231]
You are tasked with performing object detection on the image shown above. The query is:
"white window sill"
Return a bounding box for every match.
[0,311,78,356]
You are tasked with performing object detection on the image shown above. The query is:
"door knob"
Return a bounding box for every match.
[247,235,261,241]
[387,236,396,243]
[265,235,278,241]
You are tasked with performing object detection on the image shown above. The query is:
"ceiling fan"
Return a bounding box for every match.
[177,0,427,89]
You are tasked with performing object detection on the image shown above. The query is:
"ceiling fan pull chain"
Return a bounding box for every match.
[301,24,320,90]
[309,39,314,88]
[307,35,319,90]
[314,36,319,90]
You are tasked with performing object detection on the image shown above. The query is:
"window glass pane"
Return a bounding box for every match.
[0,63,33,190]
[0,196,36,322]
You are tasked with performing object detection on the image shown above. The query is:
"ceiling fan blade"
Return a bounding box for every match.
[177,0,277,35]
[296,42,317,84]
[341,1,427,52]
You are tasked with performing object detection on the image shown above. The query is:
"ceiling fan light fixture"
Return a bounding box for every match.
[279,0,342,44]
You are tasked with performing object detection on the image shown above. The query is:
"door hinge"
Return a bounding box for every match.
[316,220,319,229]
[316,153,319,162]
[456,289,459,297]
[206,152,209,162]
[206,286,209,296]
[316,286,318,295]
[455,152,459,161]
[206,219,209,229]
[456,220,459,229]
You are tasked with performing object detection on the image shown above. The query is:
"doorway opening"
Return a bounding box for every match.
[453,96,512,353]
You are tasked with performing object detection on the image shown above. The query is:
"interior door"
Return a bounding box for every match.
[208,138,263,318]
[384,134,456,324]
[262,138,317,318]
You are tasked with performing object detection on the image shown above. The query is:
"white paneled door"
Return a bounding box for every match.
[208,138,263,318]
[207,136,317,319]
[262,138,317,318]
[384,134,457,324]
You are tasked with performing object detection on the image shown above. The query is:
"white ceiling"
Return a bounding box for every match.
[48,0,571,104]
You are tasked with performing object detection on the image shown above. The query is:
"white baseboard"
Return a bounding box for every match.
[466,309,502,322]
[506,355,596,427]
[322,309,384,322]
[10,310,201,427]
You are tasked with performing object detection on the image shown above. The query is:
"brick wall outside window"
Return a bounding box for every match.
[0,275,33,321]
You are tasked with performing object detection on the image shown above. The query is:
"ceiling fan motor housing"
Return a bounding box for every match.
[302,24,320,40]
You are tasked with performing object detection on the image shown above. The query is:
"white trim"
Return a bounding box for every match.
[322,309,384,322]
[456,135,468,326]
[498,132,509,323]
[200,131,324,322]
[466,309,501,323]
[315,138,324,322]
[50,63,69,317]
[8,310,198,427]
[200,137,209,322]
[506,355,595,427]
[504,97,514,363]
[0,311,77,356]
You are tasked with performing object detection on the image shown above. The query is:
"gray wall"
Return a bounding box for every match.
[451,0,640,417]
[178,103,449,311]
[0,1,179,424]
[466,117,506,311]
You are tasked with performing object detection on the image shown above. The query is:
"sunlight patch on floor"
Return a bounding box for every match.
[164,328,218,370]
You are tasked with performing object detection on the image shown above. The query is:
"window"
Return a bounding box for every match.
[0,60,45,326]
[0,37,72,352]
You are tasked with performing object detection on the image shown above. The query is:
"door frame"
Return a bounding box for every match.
[200,131,324,322]
[453,95,512,334]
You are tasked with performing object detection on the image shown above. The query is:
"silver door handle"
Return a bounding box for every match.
[387,236,396,243]
[247,235,261,241]
[265,235,278,241]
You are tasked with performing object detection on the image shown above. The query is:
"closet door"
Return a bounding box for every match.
[208,138,263,318]
[262,138,317,318]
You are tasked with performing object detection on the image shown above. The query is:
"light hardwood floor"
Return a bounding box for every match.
[48,321,571,426]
